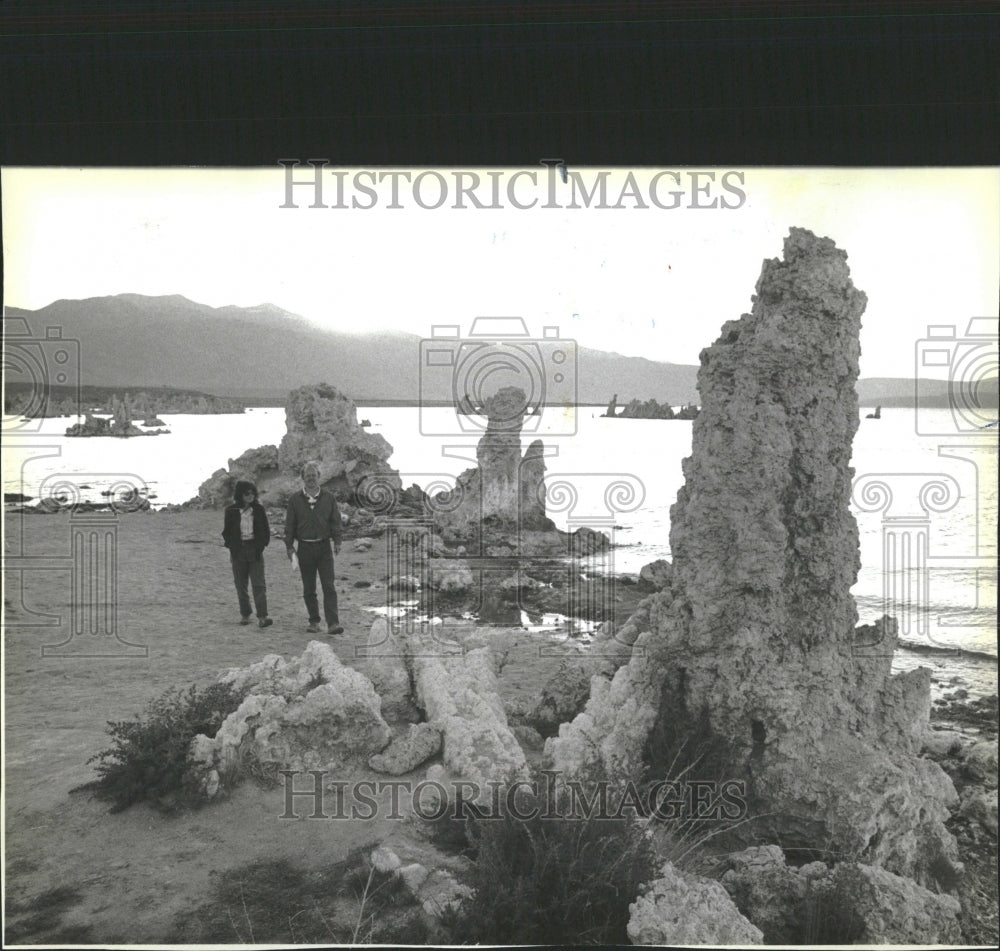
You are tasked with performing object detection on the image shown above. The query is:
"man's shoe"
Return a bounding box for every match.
[306,621,322,633]
[240,616,252,626]
[259,617,274,629]
[327,624,345,636]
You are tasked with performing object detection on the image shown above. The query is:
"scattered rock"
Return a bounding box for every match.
[363,619,420,723]
[398,863,430,894]
[369,723,442,775]
[628,861,764,946]
[959,786,998,836]
[828,862,962,944]
[637,558,672,592]
[959,739,998,787]
[410,637,529,789]
[419,870,473,918]
[428,564,474,594]
[188,641,391,797]
[720,847,961,945]
[370,846,402,873]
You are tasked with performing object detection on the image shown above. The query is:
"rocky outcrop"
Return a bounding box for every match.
[192,384,400,507]
[434,387,552,540]
[196,445,280,507]
[66,394,169,437]
[627,861,764,946]
[546,229,960,888]
[410,639,529,789]
[604,397,699,419]
[187,641,390,797]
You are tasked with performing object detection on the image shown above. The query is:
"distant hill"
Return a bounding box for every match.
[5,294,990,409]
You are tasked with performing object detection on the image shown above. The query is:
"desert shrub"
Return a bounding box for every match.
[440,791,658,945]
[177,851,427,945]
[80,681,248,812]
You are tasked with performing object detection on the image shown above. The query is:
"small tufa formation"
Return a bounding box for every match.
[433,387,552,541]
[187,641,391,798]
[66,393,168,437]
[546,229,960,889]
[193,383,401,507]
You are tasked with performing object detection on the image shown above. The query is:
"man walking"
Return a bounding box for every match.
[285,461,345,635]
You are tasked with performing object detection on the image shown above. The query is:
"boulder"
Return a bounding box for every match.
[188,641,390,796]
[527,659,596,736]
[369,723,443,775]
[636,558,672,592]
[720,845,816,943]
[362,619,420,723]
[196,445,280,507]
[920,727,968,759]
[410,638,529,789]
[420,871,474,918]
[720,847,962,945]
[959,738,999,787]
[959,785,998,835]
[826,863,962,944]
[370,846,402,873]
[627,861,764,946]
[428,563,475,594]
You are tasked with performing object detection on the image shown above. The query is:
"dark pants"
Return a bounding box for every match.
[231,541,268,619]
[298,539,339,625]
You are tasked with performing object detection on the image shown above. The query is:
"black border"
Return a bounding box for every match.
[2,0,998,165]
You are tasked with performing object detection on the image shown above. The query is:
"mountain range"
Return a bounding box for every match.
[4,294,987,408]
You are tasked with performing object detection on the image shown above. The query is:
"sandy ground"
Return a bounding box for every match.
[3,509,594,944]
[5,509,995,945]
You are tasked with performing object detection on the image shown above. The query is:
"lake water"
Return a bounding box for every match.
[5,405,997,691]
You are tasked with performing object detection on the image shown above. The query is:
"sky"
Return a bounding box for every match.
[2,166,997,380]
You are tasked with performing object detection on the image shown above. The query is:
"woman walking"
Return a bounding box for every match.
[222,480,274,628]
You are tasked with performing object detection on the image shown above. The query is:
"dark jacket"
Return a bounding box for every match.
[222,501,271,557]
[284,489,343,555]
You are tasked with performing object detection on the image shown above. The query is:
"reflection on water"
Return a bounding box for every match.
[5,405,996,692]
